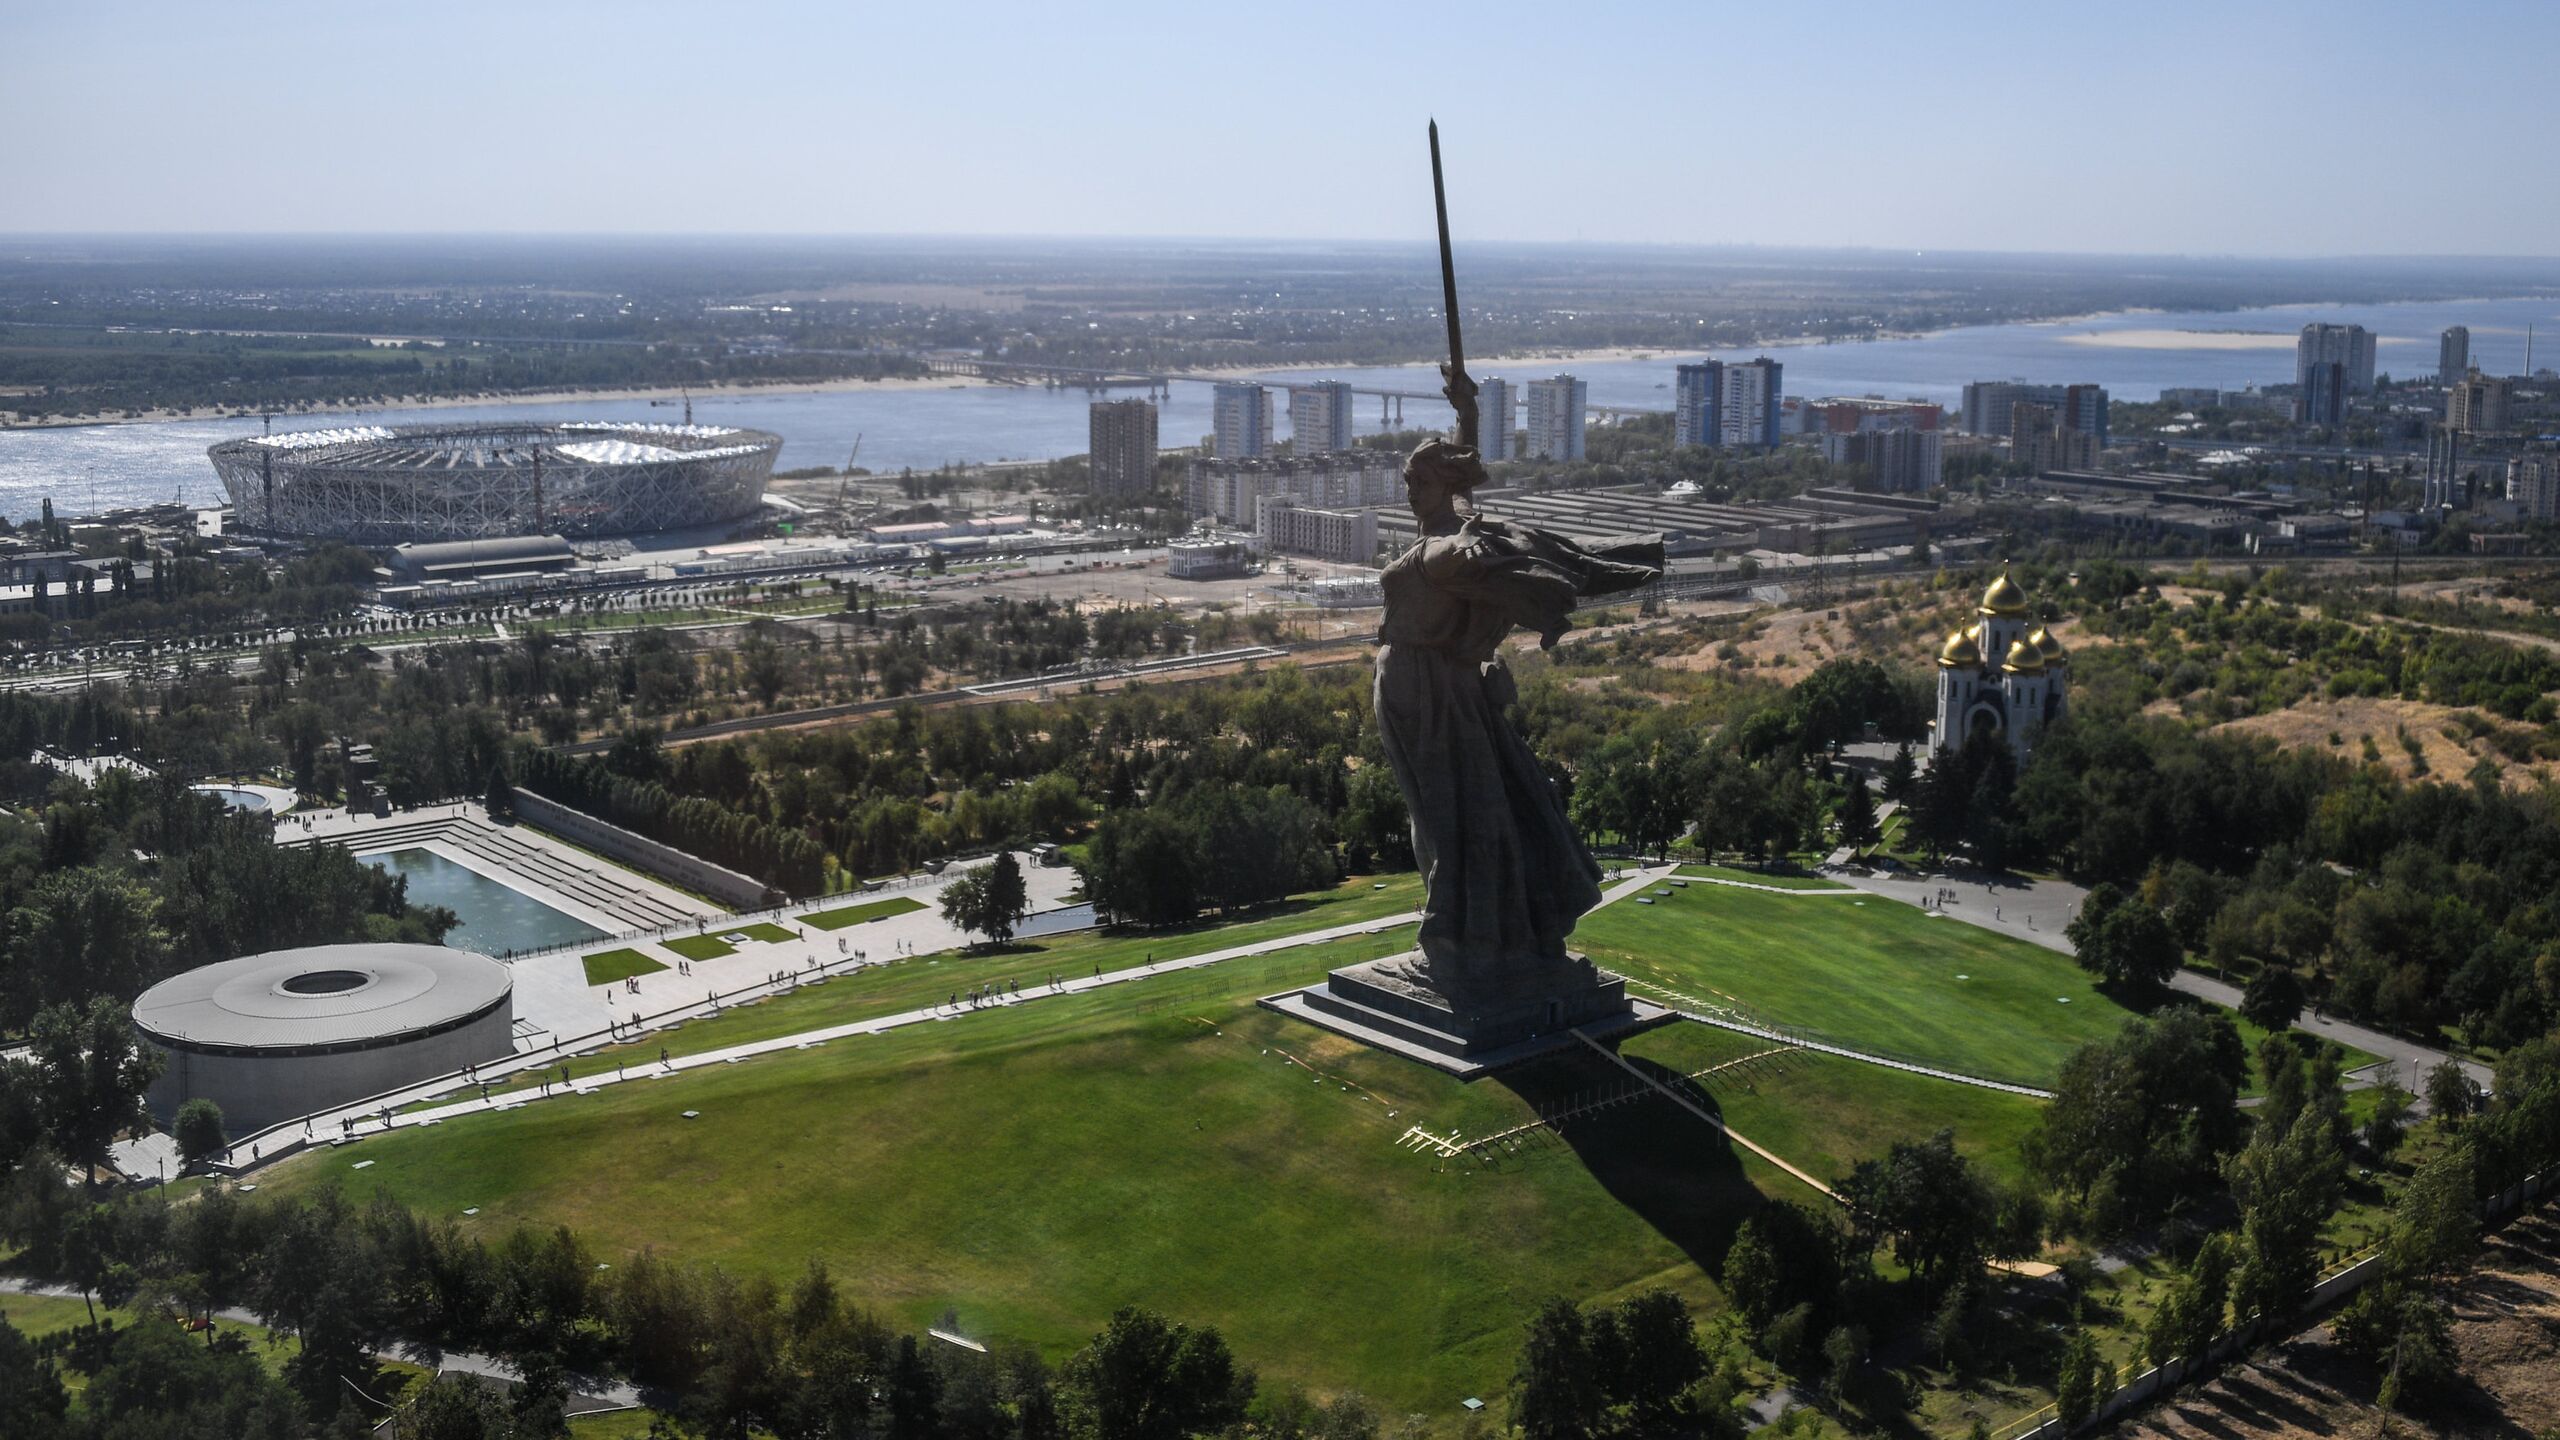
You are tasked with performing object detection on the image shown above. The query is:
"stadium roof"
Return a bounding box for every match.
[133,943,510,1054]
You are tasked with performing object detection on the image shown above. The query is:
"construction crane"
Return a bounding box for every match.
[833,433,863,521]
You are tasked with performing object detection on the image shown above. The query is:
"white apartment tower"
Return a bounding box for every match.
[1718,358,1783,447]
[1288,381,1354,458]
[1523,375,1588,461]
[1212,383,1275,460]
[1476,376,1514,460]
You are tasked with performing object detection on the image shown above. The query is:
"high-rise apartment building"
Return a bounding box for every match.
[1674,358,1789,448]
[1087,399,1158,501]
[2297,363,2346,427]
[1476,377,1514,460]
[1820,427,1942,493]
[2508,446,2560,523]
[1674,363,1721,448]
[2297,323,2377,399]
[2424,425,2464,511]
[2448,369,2511,435]
[1959,382,2108,447]
[1183,452,1405,526]
[2440,326,2471,386]
[2011,402,2097,474]
[1523,375,1588,461]
[1212,383,1274,460]
[1288,381,1354,458]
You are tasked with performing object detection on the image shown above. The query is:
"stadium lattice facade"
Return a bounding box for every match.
[209,422,782,544]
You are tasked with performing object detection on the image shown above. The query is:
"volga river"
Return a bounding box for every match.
[4,294,2553,523]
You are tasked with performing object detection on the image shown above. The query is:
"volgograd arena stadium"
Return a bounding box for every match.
[208,421,782,544]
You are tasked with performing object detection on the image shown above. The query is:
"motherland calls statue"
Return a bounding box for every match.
[1267,125,1659,1071]
[1372,438,1660,994]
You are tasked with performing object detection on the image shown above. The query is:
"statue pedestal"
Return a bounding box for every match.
[1260,951,1665,1079]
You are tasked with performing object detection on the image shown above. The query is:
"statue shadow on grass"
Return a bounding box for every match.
[1483,1039,1767,1280]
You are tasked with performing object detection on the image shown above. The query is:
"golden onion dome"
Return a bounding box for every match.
[2001,637,2047,674]
[1936,627,1982,668]
[2028,625,2066,663]
[1979,566,2031,617]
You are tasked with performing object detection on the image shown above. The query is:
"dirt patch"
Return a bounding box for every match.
[2217,697,2555,790]
[2111,1208,2560,1440]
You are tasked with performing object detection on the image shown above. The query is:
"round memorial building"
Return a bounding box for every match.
[133,943,516,1136]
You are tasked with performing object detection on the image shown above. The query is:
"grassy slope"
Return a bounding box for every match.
[1673,864,1853,892]
[260,880,2038,1416]
[1580,883,2134,1086]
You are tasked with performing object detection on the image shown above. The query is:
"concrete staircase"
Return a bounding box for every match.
[287,814,700,932]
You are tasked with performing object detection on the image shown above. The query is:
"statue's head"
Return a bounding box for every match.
[1403,439,1487,521]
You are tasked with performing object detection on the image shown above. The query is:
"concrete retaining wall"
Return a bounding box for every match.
[509,789,771,911]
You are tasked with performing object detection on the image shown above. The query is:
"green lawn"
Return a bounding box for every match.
[0,1291,432,1395]
[1620,1025,2045,1190]
[804,896,929,930]
[420,874,1431,1107]
[1580,884,2140,1088]
[664,934,737,962]
[729,921,800,944]
[582,948,669,986]
[570,1409,670,1439]
[1673,864,1854,892]
[259,873,2017,1420]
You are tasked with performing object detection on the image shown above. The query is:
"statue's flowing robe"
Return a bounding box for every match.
[1374,516,1662,991]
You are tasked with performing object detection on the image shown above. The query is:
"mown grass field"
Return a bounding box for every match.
[804,895,928,930]
[1582,883,2374,1092]
[581,948,668,986]
[259,870,2044,1417]
[1580,881,2133,1086]
[1673,864,1853,892]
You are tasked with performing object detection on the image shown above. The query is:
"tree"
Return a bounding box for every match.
[1058,1307,1251,1440]
[1835,1130,1999,1297]
[5,870,172,1028]
[0,1315,68,1440]
[2069,892,2182,992]
[2424,1060,2475,1124]
[2239,965,2304,1033]
[26,997,162,1189]
[2026,1009,2245,1234]
[2054,1329,2103,1428]
[2226,1101,2348,1321]
[2363,1084,2412,1160]
[942,853,1030,948]
[1511,1298,1604,1440]
[1835,773,1879,855]
[173,1098,227,1169]
[1883,742,1917,804]
[484,764,515,821]
[1721,1202,1839,1334]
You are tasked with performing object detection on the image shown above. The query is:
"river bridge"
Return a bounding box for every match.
[918,354,1669,426]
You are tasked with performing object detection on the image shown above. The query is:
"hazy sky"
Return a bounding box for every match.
[6,0,2557,256]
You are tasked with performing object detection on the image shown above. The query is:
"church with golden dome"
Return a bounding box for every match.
[1932,567,2068,761]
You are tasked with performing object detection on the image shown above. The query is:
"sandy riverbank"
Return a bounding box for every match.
[0,372,998,432]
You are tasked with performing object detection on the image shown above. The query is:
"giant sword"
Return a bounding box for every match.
[1430,119,1479,450]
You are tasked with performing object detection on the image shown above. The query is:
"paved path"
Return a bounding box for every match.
[1828,862,2493,1096]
